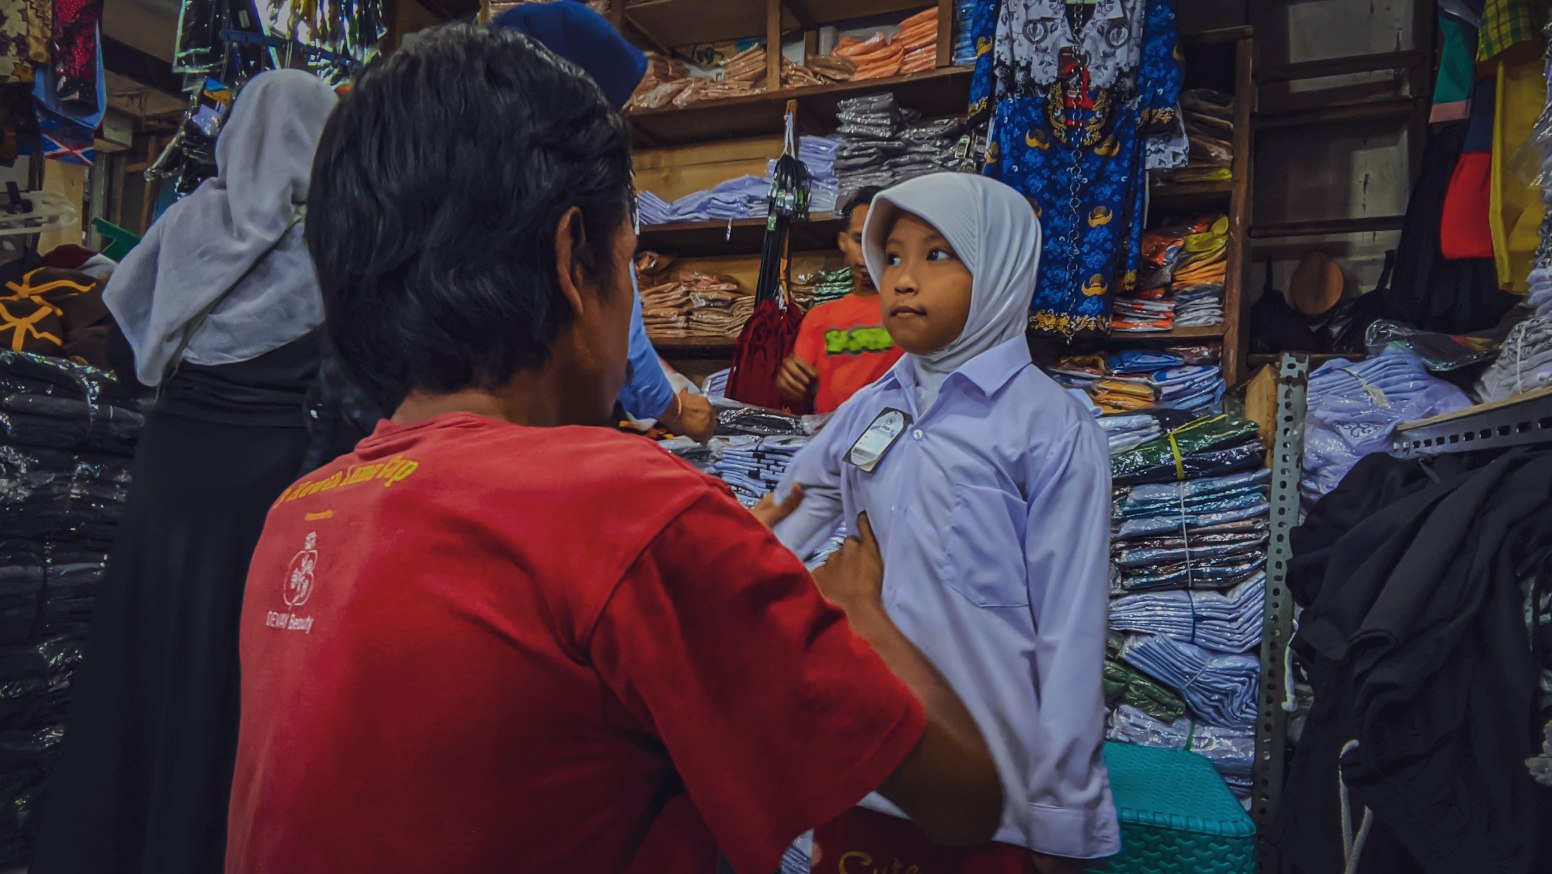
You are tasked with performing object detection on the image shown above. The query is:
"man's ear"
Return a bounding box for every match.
[553,206,587,316]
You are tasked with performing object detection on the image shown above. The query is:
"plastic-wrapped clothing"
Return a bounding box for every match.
[1301,350,1473,501]
[1105,704,1254,795]
[1110,414,1259,485]
[1119,633,1260,730]
[1103,638,1188,724]
[1113,525,1268,568]
[1117,554,1266,594]
[1109,572,1265,653]
[0,393,143,456]
[1114,500,1269,540]
[1477,315,1552,402]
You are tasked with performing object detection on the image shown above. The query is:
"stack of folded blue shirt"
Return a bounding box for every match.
[715,435,809,504]
[1119,633,1260,731]
[1106,704,1255,797]
[669,175,771,223]
[1477,315,1552,403]
[637,191,674,226]
[951,0,976,65]
[1108,571,1266,653]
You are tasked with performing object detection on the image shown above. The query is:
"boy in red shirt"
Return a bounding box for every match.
[778,187,905,412]
[223,23,1001,874]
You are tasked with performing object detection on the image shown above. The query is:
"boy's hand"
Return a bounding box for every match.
[658,391,715,443]
[776,355,819,405]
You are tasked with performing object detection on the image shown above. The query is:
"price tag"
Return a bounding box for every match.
[846,408,912,473]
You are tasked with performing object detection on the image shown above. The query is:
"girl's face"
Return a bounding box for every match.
[879,213,973,356]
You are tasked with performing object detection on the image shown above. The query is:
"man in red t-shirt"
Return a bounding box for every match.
[777,187,904,413]
[224,24,1001,874]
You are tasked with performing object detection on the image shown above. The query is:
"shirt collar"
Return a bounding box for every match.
[1031,0,1128,20]
[883,336,1033,400]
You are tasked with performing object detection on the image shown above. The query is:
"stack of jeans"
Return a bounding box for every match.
[0,351,141,865]
[1301,349,1472,502]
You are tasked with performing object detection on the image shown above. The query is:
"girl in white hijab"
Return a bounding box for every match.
[776,174,1119,872]
[33,70,345,874]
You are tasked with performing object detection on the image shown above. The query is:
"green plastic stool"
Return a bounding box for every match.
[1088,742,1256,874]
[91,218,142,261]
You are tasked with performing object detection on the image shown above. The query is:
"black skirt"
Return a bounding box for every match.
[31,336,321,874]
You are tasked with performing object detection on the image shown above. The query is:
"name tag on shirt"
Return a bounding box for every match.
[847,408,912,473]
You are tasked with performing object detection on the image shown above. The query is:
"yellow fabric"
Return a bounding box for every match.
[1491,55,1547,294]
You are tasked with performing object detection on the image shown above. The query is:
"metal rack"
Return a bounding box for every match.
[1253,353,1309,872]
[1391,386,1552,458]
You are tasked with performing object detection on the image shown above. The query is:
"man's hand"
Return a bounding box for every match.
[750,485,803,530]
[811,513,884,615]
[776,355,819,406]
[658,391,715,443]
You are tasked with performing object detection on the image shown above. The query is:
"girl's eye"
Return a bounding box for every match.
[928,248,955,262]
[885,252,902,266]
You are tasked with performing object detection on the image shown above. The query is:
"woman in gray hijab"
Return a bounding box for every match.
[32,69,340,874]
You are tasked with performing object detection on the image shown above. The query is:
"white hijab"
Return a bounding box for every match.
[861,173,1042,408]
[105,69,338,386]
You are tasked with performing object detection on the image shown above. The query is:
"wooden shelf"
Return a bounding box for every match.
[1150,180,1235,211]
[628,65,974,146]
[648,336,738,358]
[637,214,844,255]
[1107,324,1229,341]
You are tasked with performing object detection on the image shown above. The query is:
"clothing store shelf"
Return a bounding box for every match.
[1248,352,1354,369]
[637,214,845,256]
[627,66,974,146]
[1104,324,1230,341]
[647,336,738,358]
[1249,215,1407,239]
[1259,50,1429,85]
[1391,386,1552,458]
[1255,96,1424,131]
[1149,180,1234,211]
[622,0,942,67]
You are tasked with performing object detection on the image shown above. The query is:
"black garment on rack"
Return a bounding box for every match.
[1272,449,1552,874]
[30,334,321,874]
[1387,121,1518,334]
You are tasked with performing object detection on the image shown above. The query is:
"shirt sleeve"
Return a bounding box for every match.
[1021,418,1119,858]
[1138,0,1186,143]
[617,283,677,420]
[772,400,857,560]
[588,489,926,874]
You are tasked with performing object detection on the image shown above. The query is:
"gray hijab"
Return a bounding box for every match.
[104,69,338,386]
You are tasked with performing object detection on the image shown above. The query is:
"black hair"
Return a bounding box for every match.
[840,186,885,221]
[306,23,634,408]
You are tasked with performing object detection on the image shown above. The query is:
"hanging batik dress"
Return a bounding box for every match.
[969,0,1186,337]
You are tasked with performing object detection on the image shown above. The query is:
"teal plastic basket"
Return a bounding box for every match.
[1087,742,1256,874]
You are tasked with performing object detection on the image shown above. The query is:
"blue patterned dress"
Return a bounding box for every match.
[969,0,1185,337]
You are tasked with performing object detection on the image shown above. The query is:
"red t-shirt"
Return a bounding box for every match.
[226,414,925,874]
[793,293,904,413]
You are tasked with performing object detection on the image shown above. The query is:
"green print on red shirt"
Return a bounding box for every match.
[823,327,895,356]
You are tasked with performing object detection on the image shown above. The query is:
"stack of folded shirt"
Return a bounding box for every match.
[668,175,771,223]
[1109,571,1267,653]
[1098,413,1163,454]
[626,52,692,110]
[1159,89,1235,185]
[637,191,673,226]
[1476,315,1552,403]
[1301,350,1472,501]
[895,7,940,75]
[790,266,855,310]
[1047,348,1225,415]
[834,93,967,208]
[1110,470,1271,593]
[1104,636,1188,723]
[702,369,730,399]
[1106,705,1255,797]
[714,435,810,504]
[1119,633,1261,731]
[769,136,840,215]
[1115,215,1230,332]
[952,0,977,65]
[638,273,751,341]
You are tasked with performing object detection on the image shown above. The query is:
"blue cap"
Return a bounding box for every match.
[490,1,648,110]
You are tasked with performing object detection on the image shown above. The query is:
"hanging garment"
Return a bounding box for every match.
[0,0,50,82]
[969,0,1185,337]
[1390,121,1517,332]
[1431,9,1479,124]
[48,0,100,113]
[1490,51,1547,294]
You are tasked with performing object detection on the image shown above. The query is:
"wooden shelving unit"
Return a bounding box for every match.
[612,1,1253,380]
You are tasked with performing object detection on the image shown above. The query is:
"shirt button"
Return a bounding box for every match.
[912,429,924,440]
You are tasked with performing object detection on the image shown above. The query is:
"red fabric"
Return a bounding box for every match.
[50,0,102,107]
[226,414,926,874]
[792,292,904,413]
[40,244,94,270]
[729,297,805,410]
[812,807,1036,874]
[1440,151,1494,260]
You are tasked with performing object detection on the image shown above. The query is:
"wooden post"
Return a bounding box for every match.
[766,0,783,92]
[1222,31,1255,385]
[936,0,953,69]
